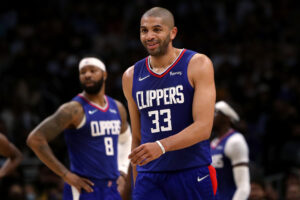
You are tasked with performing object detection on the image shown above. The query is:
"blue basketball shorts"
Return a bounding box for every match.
[133,165,218,200]
[63,179,121,200]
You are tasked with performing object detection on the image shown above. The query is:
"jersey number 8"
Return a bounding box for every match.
[104,137,114,156]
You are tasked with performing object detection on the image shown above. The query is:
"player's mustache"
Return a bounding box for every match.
[83,80,96,85]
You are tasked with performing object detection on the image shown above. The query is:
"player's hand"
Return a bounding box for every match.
[117,173,126,194]
[63,171,94,193]
[129,142,163,166]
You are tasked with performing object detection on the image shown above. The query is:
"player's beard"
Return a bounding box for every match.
[144,34,170,56]
[80,77,104,95]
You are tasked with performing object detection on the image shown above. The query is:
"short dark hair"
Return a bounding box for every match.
[142,7,175,29]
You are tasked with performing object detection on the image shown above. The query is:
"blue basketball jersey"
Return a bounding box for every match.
[132,49,212,172]
[64,94,121,180]
[210,130,237,200]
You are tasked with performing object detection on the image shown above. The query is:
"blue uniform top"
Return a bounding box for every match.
[132,49,212,172]
[211,130,237,200]
[64,94,121,180]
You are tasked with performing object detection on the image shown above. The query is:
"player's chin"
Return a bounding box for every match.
[147,49,161,56]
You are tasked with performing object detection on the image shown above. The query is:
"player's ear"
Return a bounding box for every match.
[170,26,177,40]
[103,71,108,81]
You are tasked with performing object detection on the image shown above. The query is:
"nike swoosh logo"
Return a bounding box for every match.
[138,75,150,81]
[88,109,98,115]
[197,174,209,182]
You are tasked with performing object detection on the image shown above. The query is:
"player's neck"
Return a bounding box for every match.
[82,89,106,107]
[149,47,181,72]
[218,126,232,138]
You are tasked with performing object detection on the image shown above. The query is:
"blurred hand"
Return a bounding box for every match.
[63,171,94,193]
[129,142,163,166]
[117,173,126,194]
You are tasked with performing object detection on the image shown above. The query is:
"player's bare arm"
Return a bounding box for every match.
[27,101,83,175]
[116,100,129,134]
[115,100,131,196]
[0,133,23,178]
[27,101,94,193]
[129,54,216,166]
[161,53,216,150]
[122,66,141,182]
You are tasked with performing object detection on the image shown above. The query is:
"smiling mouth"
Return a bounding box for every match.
[147,43,159,50]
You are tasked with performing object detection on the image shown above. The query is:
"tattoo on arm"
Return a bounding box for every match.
[27,102,83,177]
[37,102,82,141]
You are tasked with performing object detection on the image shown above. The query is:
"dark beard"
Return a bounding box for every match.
[144,34,170,56]
[80,78,104,94]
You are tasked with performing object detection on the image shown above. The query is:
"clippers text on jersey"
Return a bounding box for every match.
[136,85,184,110]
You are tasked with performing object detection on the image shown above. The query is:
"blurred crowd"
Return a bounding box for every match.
[0,0,298,199]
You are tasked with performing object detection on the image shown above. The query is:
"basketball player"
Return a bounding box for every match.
[122,7,217,200]
[27,57,131,200]
[211,101,250,200]
[0,132,22,178]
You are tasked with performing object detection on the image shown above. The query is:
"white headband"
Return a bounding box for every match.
[79,57,106,71]
[215,101,240,123]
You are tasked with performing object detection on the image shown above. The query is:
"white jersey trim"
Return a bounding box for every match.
[147,48,185,75]
[78,94,109,112]
[71,186,80,200]
[76,115,86,129]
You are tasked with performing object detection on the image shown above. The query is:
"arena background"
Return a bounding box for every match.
[0,0,299,199]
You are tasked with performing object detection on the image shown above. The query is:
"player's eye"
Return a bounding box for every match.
[153,28,161,32]
[140,28,148,33]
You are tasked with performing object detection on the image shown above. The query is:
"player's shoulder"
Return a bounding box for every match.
[189,53,213,69]
[112,98,125,111]
[61,100,82,110]
[187,52,214,85]
[122,65,135,80]
[115,100,128,121]
[54,101,85,128]
[57,100,84,117]
[122,65,135,96]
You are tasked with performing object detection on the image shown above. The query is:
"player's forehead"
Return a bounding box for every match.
[140,16,167,29]
[80,65,101,72]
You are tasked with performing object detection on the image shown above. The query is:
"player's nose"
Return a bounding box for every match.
[145,32,155,41]
[84,70,93,78]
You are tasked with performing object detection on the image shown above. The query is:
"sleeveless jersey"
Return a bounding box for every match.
[64,94,121,180]
[210,130,238,200]
[132,49,212,172]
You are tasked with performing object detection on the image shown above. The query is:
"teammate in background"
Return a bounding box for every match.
[210,101,250,200]
[0,132,23,178]
[27,57,131,200]
[122,7,217,200]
